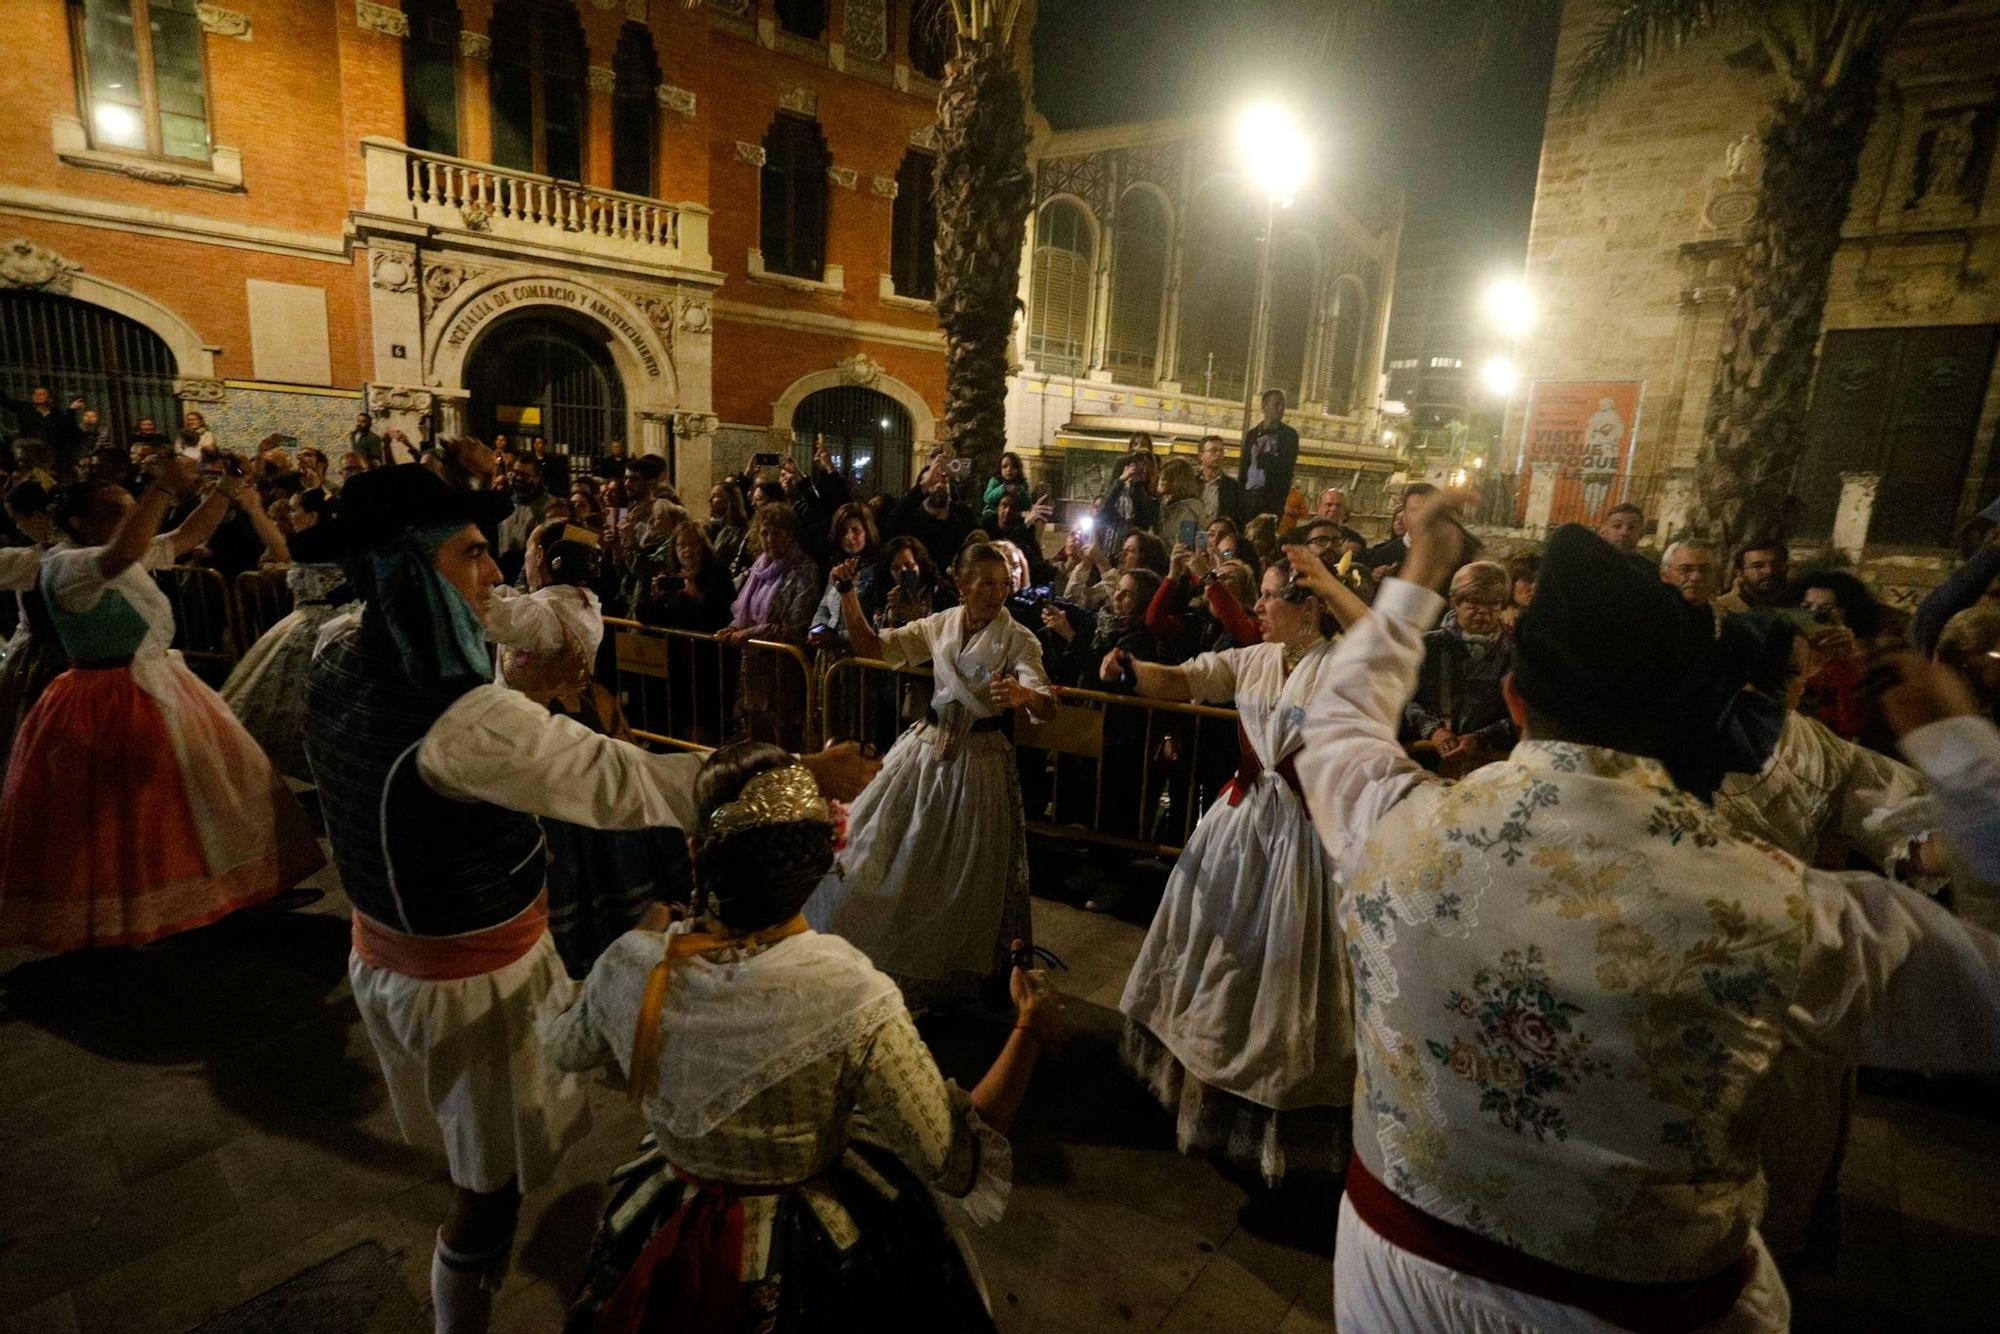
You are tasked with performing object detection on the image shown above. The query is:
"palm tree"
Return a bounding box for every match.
[930,0,1033,478]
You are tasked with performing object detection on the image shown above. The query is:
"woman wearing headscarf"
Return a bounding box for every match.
[809,543,1056,1007]
[0,461,324,951]
[1113,557,1363,1183]
[541,742,1060,1332]
[484,520,691,978]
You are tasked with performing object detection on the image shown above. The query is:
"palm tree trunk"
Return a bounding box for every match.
[1686,38,1892,553]
[933,34,1031,478]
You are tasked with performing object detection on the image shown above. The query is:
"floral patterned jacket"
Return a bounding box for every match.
[1293,579,2000,1285]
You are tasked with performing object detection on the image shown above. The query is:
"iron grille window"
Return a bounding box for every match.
[908,0,949,79]
[774,0,825,40]
[1027,200,1093,377]
[792,387,912,500]
[761,114,830,280]
[490,0,586,180]
[611,22,660,197]
[68,0,212,163]
[403,0,462,156]
[0,290,179,452]
[889,150,937,300]
[1104,188,1168,380]
[465,318,626,461]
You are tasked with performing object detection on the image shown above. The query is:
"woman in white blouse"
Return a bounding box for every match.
[540,742,1061,1331]
[808,542,1057,1007]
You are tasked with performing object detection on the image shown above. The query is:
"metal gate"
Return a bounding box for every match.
[466,317,626,462]
[0,290,180,449]
[791,386,912,498]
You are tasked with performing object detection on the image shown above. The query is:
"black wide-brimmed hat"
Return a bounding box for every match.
[290,464,511,562]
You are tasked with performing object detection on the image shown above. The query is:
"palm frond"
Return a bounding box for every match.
[1561,0,1757,112]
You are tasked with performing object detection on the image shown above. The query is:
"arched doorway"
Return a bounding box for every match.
[464,313,626,462]
[792,387,912,499]
[0,289,179,447]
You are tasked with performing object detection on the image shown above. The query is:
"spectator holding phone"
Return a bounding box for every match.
[1154,458,1206,551]
[981,492,1055,584]
[889,454,975,565]
[1098,444,1159,553]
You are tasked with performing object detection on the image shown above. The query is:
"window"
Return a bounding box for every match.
[611,22,660,197]
[1317,279,1368,415]
[1264,235,1317,406]
[889,150,937,300]
[69,0,211,162]
[908,0,949,80]
[761,114,831,279]
[1104,187,1169,380]
[774,0,825,40]
[490,0,586,180]
[1175,191,1257,400]
[403,0,461,155]
[1027,199,1094,376]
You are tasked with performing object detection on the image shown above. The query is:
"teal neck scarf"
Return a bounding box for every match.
[342,522,492,688]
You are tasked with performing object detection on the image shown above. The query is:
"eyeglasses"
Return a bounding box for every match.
[1279,581,1317,605]
[1453,597,1505,611]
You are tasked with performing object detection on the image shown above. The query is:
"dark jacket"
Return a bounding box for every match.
[889,487,975,567]
[1402,626,1519,753]
[1199,472,1249,527]
[0,393,86,471]
[1238,419,1300,518]
[1098,474,1160,550]
[1913,544,2000,656]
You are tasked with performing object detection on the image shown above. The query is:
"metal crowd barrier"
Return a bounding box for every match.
[603,617,821,754]
[157,565,238,684]
[232,566,295,644]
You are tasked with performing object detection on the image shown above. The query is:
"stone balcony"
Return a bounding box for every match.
[358,137,712,276]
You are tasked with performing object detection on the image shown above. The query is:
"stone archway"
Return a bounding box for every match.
[1,237,217,386]
[771,354,937,489]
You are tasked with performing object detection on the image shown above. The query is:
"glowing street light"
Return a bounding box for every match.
[1484,277,1536,340]
[1481,357,1520,397]
[1233,101,1312,433]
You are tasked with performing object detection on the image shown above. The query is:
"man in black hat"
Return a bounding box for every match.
[296,465,876,1334]
[1281,495,2000,1332]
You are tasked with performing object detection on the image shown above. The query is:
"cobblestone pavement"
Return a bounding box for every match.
[1,854,1994,1333]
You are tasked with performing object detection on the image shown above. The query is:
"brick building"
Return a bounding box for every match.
[0,0,971,505]
[1506,0,2000,569]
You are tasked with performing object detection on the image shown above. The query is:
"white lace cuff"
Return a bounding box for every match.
[941,1080,1012,1227]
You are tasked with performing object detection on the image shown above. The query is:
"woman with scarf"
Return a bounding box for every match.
[484,520,691,977]
[541,742,1061,1331]
[1401,559,1517,769]
[808,543,1057,1007]
[0,460,323,951]
[1114,556,1363,1184]
[718,503,820,750]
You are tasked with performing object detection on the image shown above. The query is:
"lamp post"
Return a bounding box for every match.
[1234,102,1310,434]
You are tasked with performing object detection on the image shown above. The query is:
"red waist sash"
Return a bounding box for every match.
[350,894,549,981]
[1345,1154,1753,1334]
[1222,722,1303,806]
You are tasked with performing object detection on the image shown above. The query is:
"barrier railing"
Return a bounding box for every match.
[604,617,821,754]
[157,565,238,684]
[232,566,295,645]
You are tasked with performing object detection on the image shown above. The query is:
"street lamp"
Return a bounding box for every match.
[1480,356,1520,398]
[1234,101,1311,433]
[1483,277,1536,341]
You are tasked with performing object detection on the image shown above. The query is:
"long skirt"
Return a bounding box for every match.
[805,724,1031,1009]
[220,602,345,781]
[0,655,324,952]
[565,1135,995,1334]
[1118,772,1353,1183]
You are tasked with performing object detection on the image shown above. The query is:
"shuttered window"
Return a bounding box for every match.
[611,22,660,197]
[490,0,586,181]
[1028,200,1092,377]
[761,113,831,279]
[1104,189,1168,381]
[1265,236,1316,405]
[889,150,937,300]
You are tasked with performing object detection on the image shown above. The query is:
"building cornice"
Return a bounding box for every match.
[713,298,943,351]
[0,185,349,263]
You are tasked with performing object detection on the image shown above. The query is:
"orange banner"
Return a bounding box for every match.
[1515,381,1644,526]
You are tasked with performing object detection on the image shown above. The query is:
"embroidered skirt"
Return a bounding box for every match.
[0,657,324,952]
[220,602,346,781]
[566,1134,996,1334]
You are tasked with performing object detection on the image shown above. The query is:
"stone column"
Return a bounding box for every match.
[1526,461,1561,532]
[1833,471,1880,563]
[1085,171,1118,382]
[672,410,720,501]
[1656,468,1696,543]
[636,409,672,460]
[434,389,470,438]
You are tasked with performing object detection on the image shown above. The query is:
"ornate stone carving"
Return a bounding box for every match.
[459,30,491,60]
[0,238,79,293]
[173,376,226,403]
[587,65,616,94]
[909,124,940,151]
[460,202,492,231]
[735,141,767,167]
[845,0,888,61]
[674,410,720,439]
[369,384,437,414]
[837,352,884,386]
[370,247,417,293]
[827,165,858,189]
[1699,132,1762,237]
[629,293,679,351]
[420,259,471,306]
[871,175,899,199]
[196,4,251,38]
[679,295,713,334]
[1915,109,1981,207]
[779,87,819,117]
[657,84,696,116]
[355,1,409,38]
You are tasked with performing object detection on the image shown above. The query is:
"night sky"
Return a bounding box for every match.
[1032,0,1561,270]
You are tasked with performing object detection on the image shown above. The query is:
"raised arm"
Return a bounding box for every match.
[99,457,199,578]
[163,468,252,559]
[233,484,291,564]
